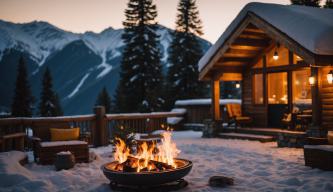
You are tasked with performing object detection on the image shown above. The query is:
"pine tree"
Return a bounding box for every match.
[114,0,163,113]
[165,0,206,109]
[290,0,321,7]
[38,67,63,116]
[95,87,112,113]
[11,56,34,117]
[324,0,333,8]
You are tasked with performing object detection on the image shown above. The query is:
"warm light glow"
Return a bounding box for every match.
[235,83,240,88]
[114,138,130,164]
[113,131,180,172]
[309,76,315,85]
[327,70,333,84]
[273,51,279,60]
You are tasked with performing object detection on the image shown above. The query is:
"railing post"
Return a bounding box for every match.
[94,106,107,146]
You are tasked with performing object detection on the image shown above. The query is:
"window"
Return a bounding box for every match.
[293,70,311,105]
[267,45,289,67]
[253,74,263,104]
[268,72,288,104]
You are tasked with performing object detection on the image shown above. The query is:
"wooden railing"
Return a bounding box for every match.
[106,111,185,138]
[0,106,186,151]
[0,115,96,149]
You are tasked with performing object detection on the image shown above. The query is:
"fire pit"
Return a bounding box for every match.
[101,131,193,187]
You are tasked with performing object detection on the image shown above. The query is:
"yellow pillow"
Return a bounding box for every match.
[50,128,80,141]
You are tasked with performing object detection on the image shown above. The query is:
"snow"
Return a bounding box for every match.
[0,20,79,66]
[57,151,72,155]
[175,99,241,106]
[96,51,113,79]
[1,131,333,191]
[66,73,90,99]
[40,140,87,147]
[199,2,333,71]
[167,108,187,125]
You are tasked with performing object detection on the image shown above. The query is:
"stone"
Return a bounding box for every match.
[209,176,234,187]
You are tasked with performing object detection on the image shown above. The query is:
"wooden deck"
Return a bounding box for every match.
[218,132,275,143]
[218,127,306,143]
[225,127,306,137]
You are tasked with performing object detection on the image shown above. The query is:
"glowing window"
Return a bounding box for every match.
[268,72,288,104]
[293,70,312,105]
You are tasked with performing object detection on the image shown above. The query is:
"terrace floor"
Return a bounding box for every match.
[1,131,332,192]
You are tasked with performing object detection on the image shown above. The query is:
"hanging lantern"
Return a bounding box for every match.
[309,76,315,86]
[235,83,240,89]
[327,70,333,84]
[273,42,280,61]
[273,51,279,60]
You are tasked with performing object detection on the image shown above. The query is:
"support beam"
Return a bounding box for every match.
[211,79,221,121]
[311,67,321,127]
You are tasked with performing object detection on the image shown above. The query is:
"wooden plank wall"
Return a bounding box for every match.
[319,66,333,130]
[242,69,267,127]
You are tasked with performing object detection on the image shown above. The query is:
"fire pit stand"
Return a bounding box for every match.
[109,179,188,192]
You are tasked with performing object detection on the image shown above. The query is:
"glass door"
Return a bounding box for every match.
[267,72,288,127]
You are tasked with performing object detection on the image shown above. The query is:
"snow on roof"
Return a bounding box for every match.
[199,2,333,71]
[175,99,241,106]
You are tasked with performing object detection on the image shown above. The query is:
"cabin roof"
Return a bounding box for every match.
[198,3,333,75]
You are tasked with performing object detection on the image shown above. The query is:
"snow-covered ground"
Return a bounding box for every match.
[1,131,333,191]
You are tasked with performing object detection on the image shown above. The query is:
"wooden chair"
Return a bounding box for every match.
[281,113,297,130]
[30,124,89,165]
[0,124,26,152]
[226,104,252,130]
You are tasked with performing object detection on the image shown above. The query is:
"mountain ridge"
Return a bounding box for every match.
[0,19,211,115]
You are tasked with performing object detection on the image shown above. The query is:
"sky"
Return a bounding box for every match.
[0,0,291,43]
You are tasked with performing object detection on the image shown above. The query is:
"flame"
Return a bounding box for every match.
[114,138,130,163]
[113,131,180,172]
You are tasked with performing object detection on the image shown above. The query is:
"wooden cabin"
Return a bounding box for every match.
[198,3,333,133]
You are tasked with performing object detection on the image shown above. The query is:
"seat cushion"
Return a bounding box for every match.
[40,140,87,147]
[50,128,80,141]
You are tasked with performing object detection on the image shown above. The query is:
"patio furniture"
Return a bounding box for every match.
[304,136,333,171]
[0,132,26,152]
[31,126,89,165]
[297,114,312,131]
[226,104,252,130]
[281,113,297,130]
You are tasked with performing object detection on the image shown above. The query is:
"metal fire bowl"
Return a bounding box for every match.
[101,158,193,186]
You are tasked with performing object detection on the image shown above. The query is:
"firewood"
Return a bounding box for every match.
[126,156,174,171]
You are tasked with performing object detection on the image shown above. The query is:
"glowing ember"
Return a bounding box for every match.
[113,131,181,172]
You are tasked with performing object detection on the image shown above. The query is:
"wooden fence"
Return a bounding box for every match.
[0,106,185,151]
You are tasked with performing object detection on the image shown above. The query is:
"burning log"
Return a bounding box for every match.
[114,156,174,172]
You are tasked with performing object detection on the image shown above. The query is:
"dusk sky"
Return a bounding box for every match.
[0,0,291,43]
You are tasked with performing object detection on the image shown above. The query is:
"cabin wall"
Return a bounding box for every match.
[242,70,267,127]
[319,66,333,130]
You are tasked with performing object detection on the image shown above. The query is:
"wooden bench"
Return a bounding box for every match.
[31,124,89,165]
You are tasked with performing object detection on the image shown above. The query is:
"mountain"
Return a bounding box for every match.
[0,20,211,115]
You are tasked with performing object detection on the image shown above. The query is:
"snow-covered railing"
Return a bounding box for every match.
[0,107,186,151]
[106,111,185,134]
